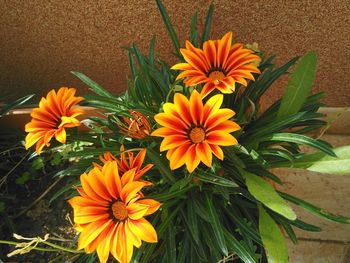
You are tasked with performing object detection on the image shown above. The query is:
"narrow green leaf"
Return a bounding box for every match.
[275,217,298,244]
[150,185,193,202]
[147,147,175,182]
[165,221,177,263]
[259,205,288,263]
[244,111,322,139]
[224,206,262,246]
[189,12,199,46]
[247,168,283,185]
[49,180,78,203]
[148,35,156,66]
[292,145,350,175]
[0,94,34,116]
[71,71,115,98]
[224,230,257,263]
[200,4,214,46]
[205,193,228,256]
[290,219,321,232]
[278,51,317,117]
[185,201,200,245]
[156,0,181,58]
[128,51,137,79]
[243,171,296,220]
[279,191,350,224]
[263,133,336,157]
[140,206,181,262]
[196,171,238,187]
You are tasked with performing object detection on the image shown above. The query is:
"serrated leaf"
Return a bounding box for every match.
[292,145,350,175]
[243,171,296,220]
[278,51,317,117]
[259,205,288,263]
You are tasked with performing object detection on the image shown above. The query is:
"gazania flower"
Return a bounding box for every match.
[95,145,153,180]
[151,90,240,173]
[68,161,160,263]
[117,110,151,139]
[25,87,84,154]
[171,32,261,98]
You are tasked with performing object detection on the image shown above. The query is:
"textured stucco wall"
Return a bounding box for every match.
[1,0,349,105]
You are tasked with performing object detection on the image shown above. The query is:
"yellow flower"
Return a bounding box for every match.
[95,145,153,181]
[172,32,261,98]
[152,90,240,173]
[25,87,84,154]
[68,161,160,263]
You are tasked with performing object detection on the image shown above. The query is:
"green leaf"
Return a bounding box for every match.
[49,180,78,203]
[275,217,297,244]
[243,171,296,220]
[0,94,34,116]
[189,12,199,46]
[292,145,350,175]
[148,35,156,66]
[259,205,288,263]
[71,71,115,98]
[15,172,31,185]
[32,157,44,170]
[290,219,321,232]
[279,191,350,224]
[185,201,200,245]
[146,147,175,182]
[0,201,6,213]
[224,230,257,263]
[196,171,238,187]
[200,4,214,46]
[204,193,228,256]
[150,185,193,202]
[263,133,336,157]
[224,206,262,246]
[278,51,317,117]
[156,0,181,58]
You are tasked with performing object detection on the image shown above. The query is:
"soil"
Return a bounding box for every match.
[0,130,76,262]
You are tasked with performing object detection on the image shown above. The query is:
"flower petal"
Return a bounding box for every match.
[128,218,158,243]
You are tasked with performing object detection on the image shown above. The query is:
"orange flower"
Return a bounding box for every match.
[25,87,84,154]
[68,161,160,263]
[95,146,153,181]
[172,32,261,98]
[151,90,240,173]
[117,110,151,139]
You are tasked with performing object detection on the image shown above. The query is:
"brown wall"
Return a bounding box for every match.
[1,0,349,106]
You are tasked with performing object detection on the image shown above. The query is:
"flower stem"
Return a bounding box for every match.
[0,240,58,252]
[0,239,83,254]
[42,241,82,254]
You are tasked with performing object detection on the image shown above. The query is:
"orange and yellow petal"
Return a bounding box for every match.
[153,90,240,173]
[172,32,261,97]
[24,87,84,154]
